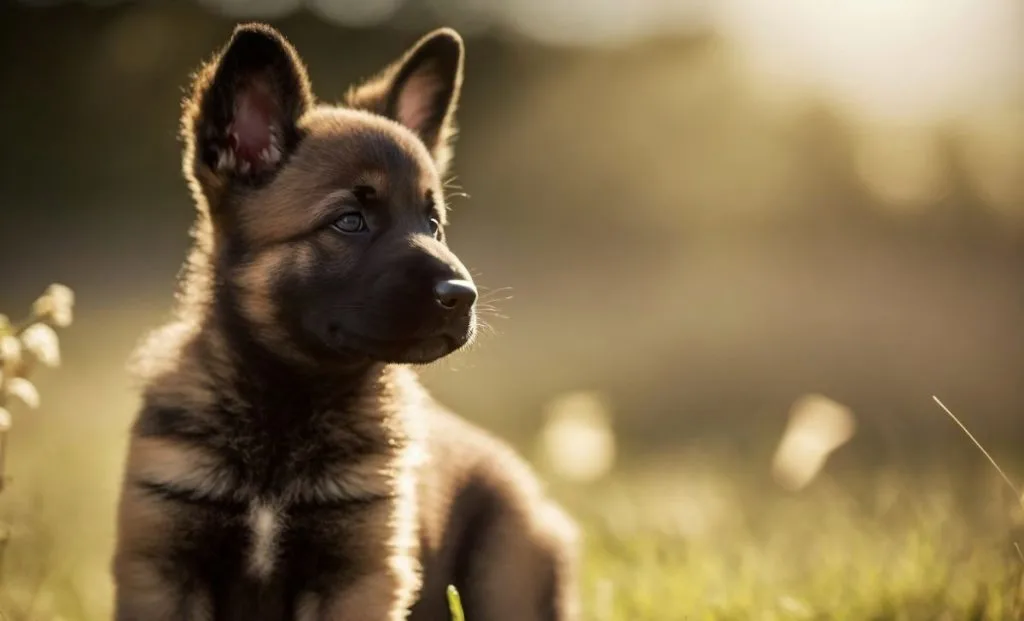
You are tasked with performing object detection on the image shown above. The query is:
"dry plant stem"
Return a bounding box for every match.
[0,402,6,585]
[0,393,7,497]
[932,396,1023,506]
[0,433,6,495]
[933,393,1024,614]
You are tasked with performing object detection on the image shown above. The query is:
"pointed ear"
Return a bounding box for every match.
[346,28,464,172]
[181,23,313,202]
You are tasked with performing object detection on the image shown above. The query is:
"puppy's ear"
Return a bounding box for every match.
[346,28,464,172]
[182,23,313,202]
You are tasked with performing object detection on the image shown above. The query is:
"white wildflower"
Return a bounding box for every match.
[0,334,22,374]
[33,283,75,328]
[20,323,61,368]
[6,377,39,410]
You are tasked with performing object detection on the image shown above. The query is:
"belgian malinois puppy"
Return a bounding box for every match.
[112,23,579,621]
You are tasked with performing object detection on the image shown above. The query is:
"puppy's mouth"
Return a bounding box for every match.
[326,323,475,364]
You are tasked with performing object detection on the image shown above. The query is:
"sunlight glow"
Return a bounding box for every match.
[196,0,301,19]
[716,0,1023,124]
[539,390,616,483]
[959,112,1024,222]
[308,0,404,27]
[494,0,710,46]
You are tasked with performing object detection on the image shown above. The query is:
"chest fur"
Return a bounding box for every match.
[132,402,408,581]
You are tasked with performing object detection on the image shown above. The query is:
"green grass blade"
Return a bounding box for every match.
[447,585,465,621]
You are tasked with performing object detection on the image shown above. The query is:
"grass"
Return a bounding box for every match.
[561,464,1023,620]
[448,585,466,621]
[1,446,1022,621]
[0,460,1020,621]
[535,399,1024,621]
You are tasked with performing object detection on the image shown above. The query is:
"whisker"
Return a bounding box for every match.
[478,295,514,306]
[478,288,514,303]
[477,286,516,297]
[475,308,509,321]
[442,176,471,202]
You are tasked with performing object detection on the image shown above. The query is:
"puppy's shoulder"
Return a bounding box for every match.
[127,320,236,420]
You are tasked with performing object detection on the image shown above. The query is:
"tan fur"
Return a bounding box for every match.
[112,555,212,621]
[313,447,423,620]
[290,452,398,505]
[322,570,408,621]
[126,436,239,501]
[113,465,212,621]
[130,322,230,414]
[293,594,320,621]
[232,243,297,357]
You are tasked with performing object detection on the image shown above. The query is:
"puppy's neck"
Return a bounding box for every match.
[207,304,383,412]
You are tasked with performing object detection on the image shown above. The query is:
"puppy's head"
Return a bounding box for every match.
[182,23,475,366]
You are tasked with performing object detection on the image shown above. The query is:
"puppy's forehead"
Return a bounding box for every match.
[236,107,442,246]
[295,107,439,193]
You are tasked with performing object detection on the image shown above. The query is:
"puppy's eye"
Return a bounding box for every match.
[429,218,441,239]
[332,212,368,234]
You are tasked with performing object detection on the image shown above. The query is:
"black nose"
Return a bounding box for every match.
[434,279,477,311]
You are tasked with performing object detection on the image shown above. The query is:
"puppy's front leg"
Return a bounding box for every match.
[315,499,422,621]
[112,436,215,621]
[112,482,211,621]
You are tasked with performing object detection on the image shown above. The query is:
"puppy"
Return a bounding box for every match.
[111,23,579,621]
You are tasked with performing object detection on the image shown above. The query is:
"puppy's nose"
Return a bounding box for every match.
[434,279,477,311]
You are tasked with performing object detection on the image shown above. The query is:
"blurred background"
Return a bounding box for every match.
[0,0,1022,618]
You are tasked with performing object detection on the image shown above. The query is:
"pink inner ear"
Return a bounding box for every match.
[225,80,282,174]
[395,66,444,140]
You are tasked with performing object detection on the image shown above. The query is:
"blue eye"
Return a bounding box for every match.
[429,218,441,239]
[332,212,367,234]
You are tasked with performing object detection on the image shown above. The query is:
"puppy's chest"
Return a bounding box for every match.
[185,495,373,620]
[166,409,403,614]
[217,412,341,493]
[203,399,389,495]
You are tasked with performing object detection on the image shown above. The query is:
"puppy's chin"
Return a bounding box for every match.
[387,335,465,364]
[325,327,474,365]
